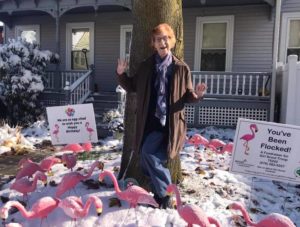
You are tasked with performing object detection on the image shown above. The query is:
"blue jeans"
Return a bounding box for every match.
[140,131,171,198]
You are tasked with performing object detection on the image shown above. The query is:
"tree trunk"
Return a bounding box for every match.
[118,0,183,188]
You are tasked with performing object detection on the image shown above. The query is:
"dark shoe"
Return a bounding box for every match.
[154,193,162,206]
[160,195,173,209]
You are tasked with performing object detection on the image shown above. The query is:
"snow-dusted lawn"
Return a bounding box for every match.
[0,122,299,226]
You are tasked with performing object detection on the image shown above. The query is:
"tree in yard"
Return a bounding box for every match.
[118,0,184,188]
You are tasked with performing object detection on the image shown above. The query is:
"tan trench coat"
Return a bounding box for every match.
[118,54,201,159]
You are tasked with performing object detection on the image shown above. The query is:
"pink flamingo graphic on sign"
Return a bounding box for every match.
[85,122,94,140]
[52,124,60,142]
[240,123,258,155]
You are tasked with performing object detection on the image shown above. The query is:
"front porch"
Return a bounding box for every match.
[40,69,272,128]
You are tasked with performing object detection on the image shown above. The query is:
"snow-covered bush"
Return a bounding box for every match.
[102,109,124,133]
[0,38,59,126]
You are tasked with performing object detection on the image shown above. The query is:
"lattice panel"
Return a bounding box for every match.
[197,107,268,126]
[184,105,195,124]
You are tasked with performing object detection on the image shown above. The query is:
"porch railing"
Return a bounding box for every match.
[44,70,87,90]
[40,69,92,106]
[65,70,92,104]
[186,71,272,127]
[192,71,271,99]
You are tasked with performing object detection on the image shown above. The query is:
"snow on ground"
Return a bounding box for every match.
[0,122,299,227]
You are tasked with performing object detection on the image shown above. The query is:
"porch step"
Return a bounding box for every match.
[85,92,120,138]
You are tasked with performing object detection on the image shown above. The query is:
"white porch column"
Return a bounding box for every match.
[282,55,299,125]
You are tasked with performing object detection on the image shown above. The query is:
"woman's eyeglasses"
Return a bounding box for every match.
[154,36,169,43]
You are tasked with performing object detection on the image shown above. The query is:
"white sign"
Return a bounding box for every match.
[46,103,98,145]
[230,118,300,184]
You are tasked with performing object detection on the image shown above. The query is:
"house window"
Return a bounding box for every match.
[120,25,132,62]
[280,13,300,62]
[66,22,94,70]
[194,16,234,71]
[15,25,40,44]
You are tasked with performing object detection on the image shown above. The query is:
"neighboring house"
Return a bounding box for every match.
[0,0,298,127]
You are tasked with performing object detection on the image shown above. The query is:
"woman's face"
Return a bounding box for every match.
[153,32,171,58]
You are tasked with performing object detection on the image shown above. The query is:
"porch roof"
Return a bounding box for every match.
[0,0,275,16]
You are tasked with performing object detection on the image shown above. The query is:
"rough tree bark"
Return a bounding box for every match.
[118,0,184,188]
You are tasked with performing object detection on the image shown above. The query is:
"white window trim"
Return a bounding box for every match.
[120,25,133,59]
[194,15,234,71]
[15,25,40,44]
[66,22,94,70]
[279,12,300,63]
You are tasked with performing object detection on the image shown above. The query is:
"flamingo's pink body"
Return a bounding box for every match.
[62,153,77,170]
[55,161,103,197]
[61,143,84,153]
[0,196,59,220]
[208,139,226,150]
[39,156,61,172]
[221,142,234,154]
[58,195,103,219]
[10,172,47,197]
[166,184,221,227]
[188,134,209,148]
[240,124,258,154]
[82,142,92,151]
[228,202,295,227]
[15,162,45,180]
[99,170,158,208]
[17,157,33,169]
[207,142,234,154]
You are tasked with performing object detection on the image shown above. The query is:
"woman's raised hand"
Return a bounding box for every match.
[117,59,128,75]
[195,82,207,98]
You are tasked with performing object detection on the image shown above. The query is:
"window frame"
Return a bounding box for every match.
[66,22,94,70]
[194,15,234,71]
[280,12,300,63]
[120,24,133,60]
[15,24,40,44]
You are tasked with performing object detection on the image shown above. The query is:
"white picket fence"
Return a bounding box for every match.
[280,55,300,125]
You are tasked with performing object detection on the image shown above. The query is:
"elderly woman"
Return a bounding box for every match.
[116,23,207,208]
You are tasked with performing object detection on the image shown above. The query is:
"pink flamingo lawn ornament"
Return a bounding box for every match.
[62,153,77,171]
[207,142,234,155]
[61,143,84,153]
[221,142,234,154]
[206,139,226,152]
[10,172,47,200]
[58,195,103,221]
[15,162,45,180]
[85,122,94,140]
[99,170,158,208]
[39,156,61,175]
[227,202,296,227]
[166,184,221,227]
[61,142,92,153]
[240,124,258,155]
[55,160,104,198]
[52,124,60,142]
[0,196,59,225]
[187,134,209,148]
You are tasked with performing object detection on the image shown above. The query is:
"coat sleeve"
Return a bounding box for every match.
[184,65,203,103]
[117,72,136,93]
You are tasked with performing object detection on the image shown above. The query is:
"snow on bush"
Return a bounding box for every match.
[102,109,124,133]
[0,38,59,126]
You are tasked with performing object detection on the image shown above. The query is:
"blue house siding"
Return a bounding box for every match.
[282,0,300,12]
[3,4,275,92]
[183,4,273,73]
